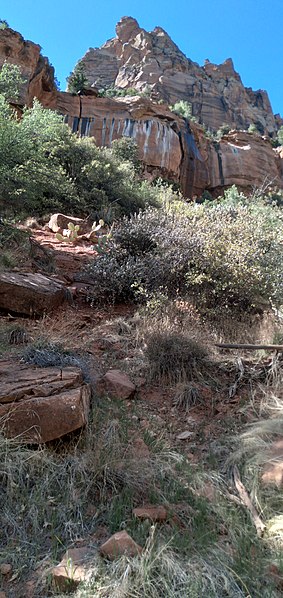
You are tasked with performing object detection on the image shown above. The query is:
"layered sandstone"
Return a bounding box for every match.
[0,23,282,198]
[77,16,277,135]
[0,26,56,106]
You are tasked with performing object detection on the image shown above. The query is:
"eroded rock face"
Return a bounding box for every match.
[0,360,90,442]
[0,27,56,106]
[78,17,278,135]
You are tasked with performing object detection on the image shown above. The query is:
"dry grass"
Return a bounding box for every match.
[145,331,208,384]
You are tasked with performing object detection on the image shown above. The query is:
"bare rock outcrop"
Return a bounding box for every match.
[0,26,56,106]
[77,17,278,135]
[0,360,90,442]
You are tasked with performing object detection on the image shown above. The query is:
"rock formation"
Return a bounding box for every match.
[77,16,277,135]
[0,26,56,106]
[0,360,91,442]
[0,20,282,198]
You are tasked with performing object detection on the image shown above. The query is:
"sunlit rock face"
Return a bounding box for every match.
[0,22,282,198]
[77,16,277,136]
[0,26,56,106]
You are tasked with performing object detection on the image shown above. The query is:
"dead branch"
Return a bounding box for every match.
[232,465,265,537]
[216,344,283,351]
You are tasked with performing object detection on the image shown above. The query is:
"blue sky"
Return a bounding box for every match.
[1,0,282,115]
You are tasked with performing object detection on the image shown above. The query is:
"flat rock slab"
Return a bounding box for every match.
[0,385,91,442]
[0,361,83,404]
[0,272,67,316]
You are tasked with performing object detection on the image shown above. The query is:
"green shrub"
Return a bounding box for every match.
[0,19,9,30]
[277,126,283,146]
[169,100,193,120]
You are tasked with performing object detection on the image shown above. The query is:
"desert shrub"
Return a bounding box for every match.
[216,123,231,140]
[98,85,138,98]
[0,62,25,101]
[169,100,193,120]
[86,196,283,312]
[146,331,208,383]
[111,136,141,172]
[248,123,261,135]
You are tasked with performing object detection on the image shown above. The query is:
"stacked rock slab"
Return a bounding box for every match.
[0,360,90,442]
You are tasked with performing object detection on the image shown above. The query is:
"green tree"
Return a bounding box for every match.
[66,62,88,94]
[0,19,9,30]
[277,126,283,146]
[0,62,25,101]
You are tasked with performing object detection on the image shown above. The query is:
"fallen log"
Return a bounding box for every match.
[232,465,266,537]
[216,344,283,351]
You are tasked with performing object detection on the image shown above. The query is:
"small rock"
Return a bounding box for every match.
[176,431,194,440]
[100,531,142,560]
[133,505,168,522]
[96,369,135,400]
[52,546,95,593]
[0,563,12,575]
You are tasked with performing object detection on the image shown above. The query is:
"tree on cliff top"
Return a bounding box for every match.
[0,19,9,30]
[66,62,88,94]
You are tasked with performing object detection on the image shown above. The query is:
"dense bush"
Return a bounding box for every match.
[86,192,283,312]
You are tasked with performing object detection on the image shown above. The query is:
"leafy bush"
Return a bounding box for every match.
[0,76,161,219]
[0,62,25,101]
[98,85,138,98]
[277,126,283,146]
[248,123,261,135]
[86,194,283,312]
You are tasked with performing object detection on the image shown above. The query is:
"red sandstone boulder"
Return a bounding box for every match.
[0,272,67,316]
[100,531,142,560]
[0,386,90,443]
[133,505,168,522]
[96,369,135,400]
[52,546,95,592]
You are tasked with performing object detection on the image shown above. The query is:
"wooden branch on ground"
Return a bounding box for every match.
[216,343,283,351]
[232,465,265,537]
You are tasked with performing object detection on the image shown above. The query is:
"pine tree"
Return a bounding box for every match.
[66,62,88,94]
